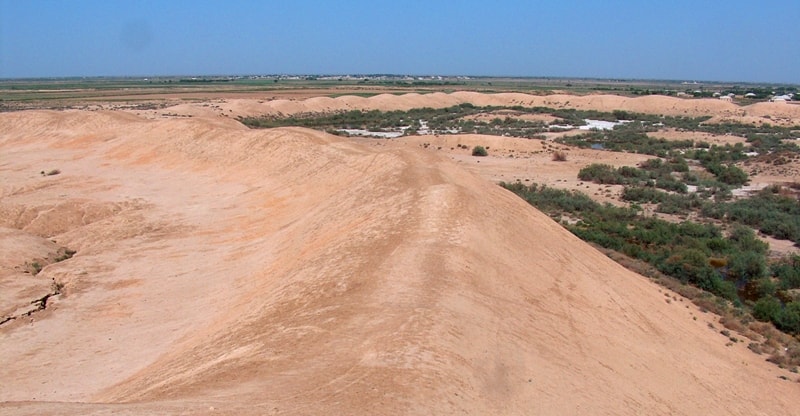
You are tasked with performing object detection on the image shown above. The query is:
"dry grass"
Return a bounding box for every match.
[552,151,568,162]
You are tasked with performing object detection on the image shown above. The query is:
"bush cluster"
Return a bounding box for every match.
[578,158,689,194]
[720,186,800,243]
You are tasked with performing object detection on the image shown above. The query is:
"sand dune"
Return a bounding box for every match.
[1,110,798,415]
[136,92,800,127]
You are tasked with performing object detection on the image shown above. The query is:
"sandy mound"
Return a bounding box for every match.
[137,92,800,129]
[1,111,798,415]
[745,102,800,121]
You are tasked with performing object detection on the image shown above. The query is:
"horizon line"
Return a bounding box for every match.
[1,74,798,86]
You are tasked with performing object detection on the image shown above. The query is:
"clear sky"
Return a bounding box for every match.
[1,0,798,83]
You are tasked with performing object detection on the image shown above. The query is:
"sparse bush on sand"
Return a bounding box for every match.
[472,146,488,157]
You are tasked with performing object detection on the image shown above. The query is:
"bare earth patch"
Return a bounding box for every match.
[647,128,748,146]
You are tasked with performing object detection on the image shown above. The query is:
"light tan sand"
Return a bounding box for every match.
[646,129,748,146]
[1,109,798,415]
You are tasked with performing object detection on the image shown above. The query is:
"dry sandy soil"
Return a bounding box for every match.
[128,90,800,124]
[646,129,749,146]
[2,93,800,415]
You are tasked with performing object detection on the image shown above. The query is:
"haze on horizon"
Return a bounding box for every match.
[1,0,798,84]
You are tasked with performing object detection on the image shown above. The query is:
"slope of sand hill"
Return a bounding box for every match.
[1,110,798,415]
[135,91,800,126]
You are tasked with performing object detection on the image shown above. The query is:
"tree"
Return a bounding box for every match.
[753,296,781,323]
[727,251,766,284]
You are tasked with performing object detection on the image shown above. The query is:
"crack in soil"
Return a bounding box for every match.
[0,280,62,327]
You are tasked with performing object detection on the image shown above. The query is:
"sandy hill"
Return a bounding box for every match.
[135,91,800,126]
[0,110,798,415]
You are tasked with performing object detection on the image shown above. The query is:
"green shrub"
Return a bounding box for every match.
[751,278,778,298]
[621,186,666,203]
[706,163,749,185]
[772,255,800,290]
[655,177,688,193]
[578,164,622,184]
[719,188,800,244]
[778,302,800,334]
[727,251,767,284]
[472,146,488,156]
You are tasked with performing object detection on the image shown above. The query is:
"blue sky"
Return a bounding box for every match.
[1,0,798,83]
